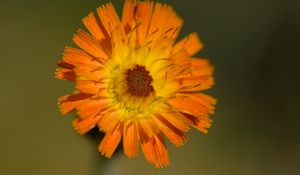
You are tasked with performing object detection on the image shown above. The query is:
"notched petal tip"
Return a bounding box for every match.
[140,134,170,168]
[98,123,122,158]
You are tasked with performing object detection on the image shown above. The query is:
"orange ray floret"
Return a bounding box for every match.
[99,122,122,158]
[123,120,139,158]
[73,30,108,60]
[56,0,216,168]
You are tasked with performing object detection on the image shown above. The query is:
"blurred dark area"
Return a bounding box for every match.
[0,0,299,175]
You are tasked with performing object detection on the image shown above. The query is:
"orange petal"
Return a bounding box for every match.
[171,48,190,64]
[82,12,106,41]
[98,123,122,158]
[180,112,213,134]
[73,29,108,60]
[135,1,155,44]
[195,115,213,133]
[168,93,216,134]
[189,59,214,77]
[153,114,188,147]
[175,75,214,92]
[121,0,137,32]
[178,93,217,133]
[74,66,107,82]
[140,134,170,168]
[83,12,112,54]
[62,46,103,69]
[98,110,120,133]
[182,93,217,114]
[76,98,111,119]
[166,64,190,81]
[97,3,123,37]
[167,59,210,78]
[75,80,106,94]
[58,94,93,115]
[160,112,190,132]
[148,3,183,43]
[168,95,214,117]
[57,60,74,69]
[55,68,76,82]
[123,120,139,158]
[109,23,127,47]
[172,33,203,58]
[72,115,101,135]
[138,118,160,138]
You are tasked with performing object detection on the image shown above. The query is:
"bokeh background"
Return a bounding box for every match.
[1,0,300,174]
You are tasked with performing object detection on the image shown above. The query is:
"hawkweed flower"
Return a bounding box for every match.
[56,0,216,168]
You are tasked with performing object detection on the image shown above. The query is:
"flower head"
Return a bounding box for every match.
[56,0,216,168]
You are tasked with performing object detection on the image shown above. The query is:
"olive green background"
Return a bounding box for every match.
[1,0,299,175]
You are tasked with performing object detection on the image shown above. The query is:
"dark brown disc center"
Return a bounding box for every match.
[125,65,154,97]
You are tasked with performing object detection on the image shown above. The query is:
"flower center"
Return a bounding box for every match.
[125,65,154,97]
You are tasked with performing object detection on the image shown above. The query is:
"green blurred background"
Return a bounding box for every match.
[1,0,300,174]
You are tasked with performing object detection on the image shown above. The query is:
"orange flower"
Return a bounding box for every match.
[56,0,216,168]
